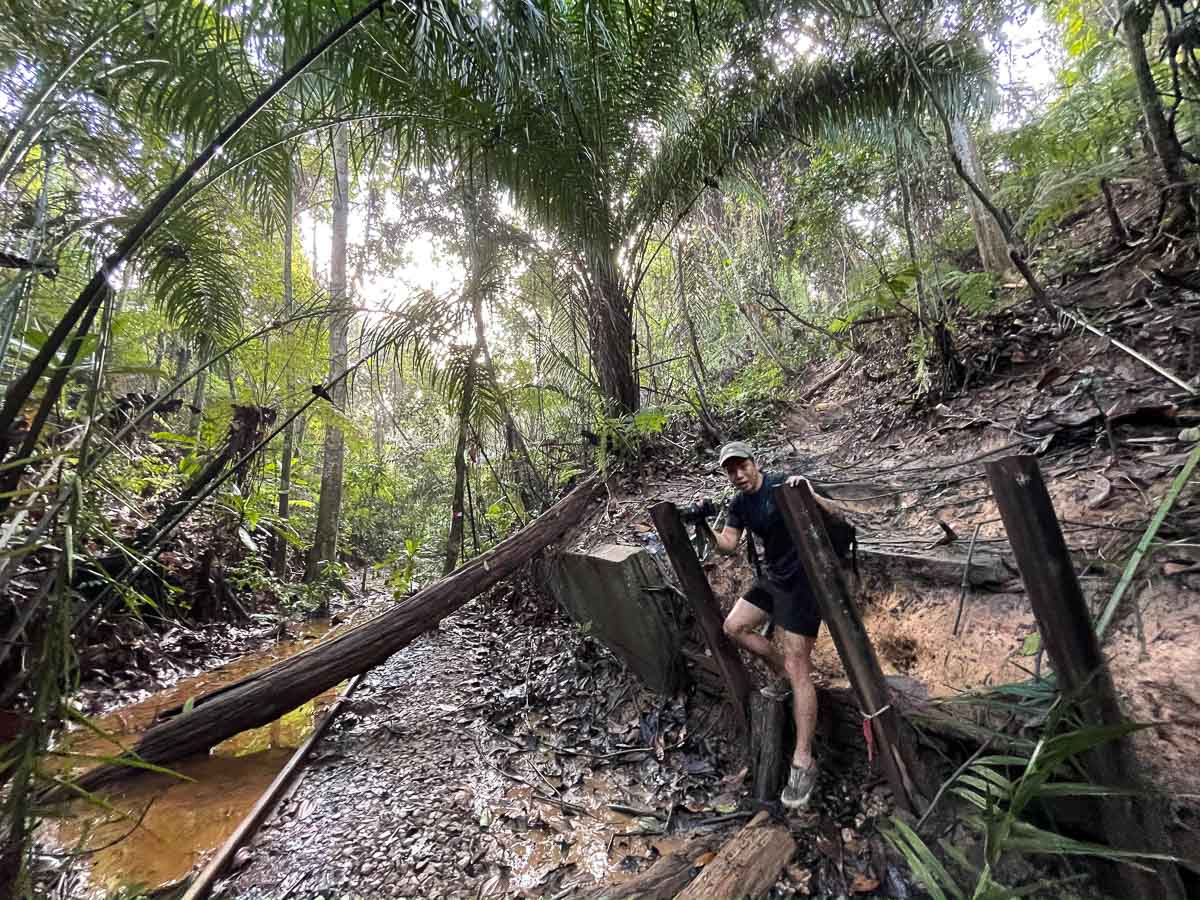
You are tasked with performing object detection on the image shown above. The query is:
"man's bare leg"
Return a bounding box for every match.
[722,598,785,675]
[780,630,818,769]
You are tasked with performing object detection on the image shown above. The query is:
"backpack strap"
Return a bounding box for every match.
[746,532,763,579]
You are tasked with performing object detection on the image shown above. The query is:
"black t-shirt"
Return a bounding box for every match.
[726,471,803,581]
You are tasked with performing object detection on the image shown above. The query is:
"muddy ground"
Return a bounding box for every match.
[222,586,899,899]
[584,264,1200,799]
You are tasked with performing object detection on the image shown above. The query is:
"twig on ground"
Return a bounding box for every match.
[545,744,655,761]
[1063,307,1197,394]
[925,519,959,550]
[1085,383,1119,459]
[689,810,755,828]
[915,736,996,834]
[41,798,157,858]
[476,738,600,820]
[953,523,983,637]
[524,627,535,710]
[1135,577,1150,660]
[528,757,562,798]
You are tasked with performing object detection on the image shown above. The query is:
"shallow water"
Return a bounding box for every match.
[47,622,344,895]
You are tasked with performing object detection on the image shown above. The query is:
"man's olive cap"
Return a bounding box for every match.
[718,441,755,466]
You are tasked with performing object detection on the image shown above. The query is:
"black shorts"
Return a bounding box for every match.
[743,573,821,638]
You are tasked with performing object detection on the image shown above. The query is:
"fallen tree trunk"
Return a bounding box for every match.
[798,358,850,403]
[819,676,1021,757]
[577,831,725,899]
[65,479,600,794]
[675,810,795,900]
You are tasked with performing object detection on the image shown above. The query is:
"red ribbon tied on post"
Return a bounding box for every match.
[860,704,891,766]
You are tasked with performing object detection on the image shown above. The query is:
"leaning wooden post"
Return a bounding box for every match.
[986,455,1184,899]
[650,502,749,737]
[775,482,925,814]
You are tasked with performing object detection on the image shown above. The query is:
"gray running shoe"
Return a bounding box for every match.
[781,762,817,809]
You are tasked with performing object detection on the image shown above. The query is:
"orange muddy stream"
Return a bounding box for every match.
[47,621,344,894]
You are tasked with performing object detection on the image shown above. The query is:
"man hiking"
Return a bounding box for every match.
[702,441,841,810]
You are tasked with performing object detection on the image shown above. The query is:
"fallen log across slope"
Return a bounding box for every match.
[675,810,796,900]
[66,479,601,793]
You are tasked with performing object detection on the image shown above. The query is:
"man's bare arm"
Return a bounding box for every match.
[784,474,838,514]
[704,522,743,554]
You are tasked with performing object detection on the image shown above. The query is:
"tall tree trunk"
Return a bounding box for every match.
[949,120,1010,275]
[443,350,478,575]
[305,125,351,582]
[735,301,794,376]
[587,258,638,414]
[273,176,296,578]
[149,332,165,394]
[172,344,189,380]
[1121,5,1188,200]
[445,185,486,574]
[894,132,930,335]
[675,242,720,443]
[675,243,709,384]
[188,336,211,439]
[473,303,545,506]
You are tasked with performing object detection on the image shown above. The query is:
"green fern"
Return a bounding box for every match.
[938,269,1000,315]
[884,697,1180,899]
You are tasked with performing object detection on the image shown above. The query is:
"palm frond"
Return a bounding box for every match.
[631,37,994,233]
[128,198,248,347]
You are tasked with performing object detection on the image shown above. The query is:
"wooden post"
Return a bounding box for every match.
[986,455,1184,899]
[750,692,792,801]
[651,501,749,736]
[775,482,925,813]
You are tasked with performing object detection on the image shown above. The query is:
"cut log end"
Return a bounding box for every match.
[675,810,796,900]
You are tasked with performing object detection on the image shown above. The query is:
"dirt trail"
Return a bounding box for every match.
[47,233,1200,897]
[222,585,904,899]
[224,592,748,899]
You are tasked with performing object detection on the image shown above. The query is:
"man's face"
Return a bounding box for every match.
[723,456,760,492]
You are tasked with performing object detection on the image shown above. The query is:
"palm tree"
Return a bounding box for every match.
[359,0,990,413]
